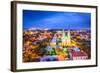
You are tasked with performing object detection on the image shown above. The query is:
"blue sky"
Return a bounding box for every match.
[23,10,91,30]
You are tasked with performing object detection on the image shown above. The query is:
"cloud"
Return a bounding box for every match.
[23,10,91,29]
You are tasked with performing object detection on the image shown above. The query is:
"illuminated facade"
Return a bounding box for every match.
[61,29,71,46]
[67,30,71,46]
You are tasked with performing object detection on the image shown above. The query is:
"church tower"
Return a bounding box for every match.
[67,30,71,46]
[61,29,71,47]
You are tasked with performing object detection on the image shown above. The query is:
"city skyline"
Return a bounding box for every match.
[23,10,91,30]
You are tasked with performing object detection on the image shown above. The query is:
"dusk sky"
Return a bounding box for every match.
[23,10,91,30]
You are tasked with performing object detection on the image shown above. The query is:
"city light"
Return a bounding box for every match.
[23,10,91,62]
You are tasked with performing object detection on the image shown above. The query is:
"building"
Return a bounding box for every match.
[60,29,71,46]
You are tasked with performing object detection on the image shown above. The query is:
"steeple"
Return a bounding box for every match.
[62,29,67,42]
[61,29,71,47]
[67,30,71,46]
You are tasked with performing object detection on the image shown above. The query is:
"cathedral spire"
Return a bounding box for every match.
[67,30,71,46]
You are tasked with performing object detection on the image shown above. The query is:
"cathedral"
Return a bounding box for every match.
[61,29,71,47]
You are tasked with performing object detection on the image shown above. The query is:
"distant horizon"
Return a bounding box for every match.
[23,27,91,31]
[23,10,91,30]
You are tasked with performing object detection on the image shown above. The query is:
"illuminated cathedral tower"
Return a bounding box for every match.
[67,30,71,46]
[62,29,67,42]
[61,28,71,46]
